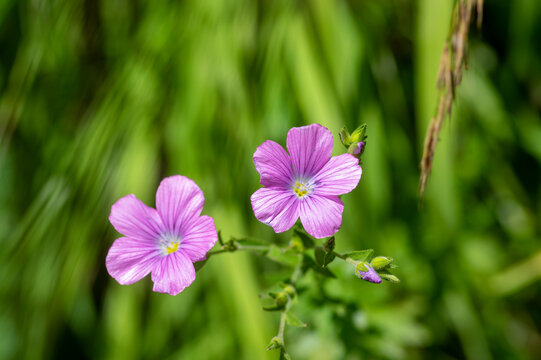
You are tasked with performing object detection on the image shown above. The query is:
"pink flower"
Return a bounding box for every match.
[357,264,382,284]
[106,175,217,295]
[251,124,362,239]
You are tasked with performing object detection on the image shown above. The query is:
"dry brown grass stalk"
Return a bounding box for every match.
[419,0,483,196]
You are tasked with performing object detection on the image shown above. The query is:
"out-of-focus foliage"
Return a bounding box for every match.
[1,0,540,359]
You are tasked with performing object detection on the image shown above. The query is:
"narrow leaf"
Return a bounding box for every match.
[342,249,374,262]
[285,311,307,327]
[266,245,299,266]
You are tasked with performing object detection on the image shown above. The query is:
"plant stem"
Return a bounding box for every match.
[332,251,358,266]
[277,311,287,339]
[206,243,269,258]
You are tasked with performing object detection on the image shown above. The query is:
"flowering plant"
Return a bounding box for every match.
[106,123,398,358]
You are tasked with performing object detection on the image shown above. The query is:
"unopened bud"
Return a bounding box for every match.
[353,141,365,155]
[350,124,367,143]
[355,263,382,284]
[275,291,289,307]
[284,285,296,297]
[323,237,335,253]
[370,256,393,270]
[266,336,284,350]
[379,273,400,283]
[339,127,352,148]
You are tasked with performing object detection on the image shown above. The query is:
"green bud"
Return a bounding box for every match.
[379,273,400,283]
[266,336,284,351]
[339,127,352,148]
[347,142,359,155]
[275,291,289,307]
[355,261,369,274]
[222,240,237,252]
[283,285,296,297]
[350,124,367,143]
[370,256,393,270]
[323,236,335,253]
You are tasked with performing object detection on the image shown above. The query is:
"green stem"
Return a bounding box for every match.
[206,243,269,258]
[290,253,304,284]
[277,311,287,340]
[332,251,358,266]
[237,244,269,252]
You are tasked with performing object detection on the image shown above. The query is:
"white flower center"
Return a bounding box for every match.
[292,180,314,198]
[159,234,181,255]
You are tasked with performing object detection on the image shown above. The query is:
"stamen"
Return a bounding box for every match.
[166,242,179,254]
[159,234,181,255]
[293,181,312,198]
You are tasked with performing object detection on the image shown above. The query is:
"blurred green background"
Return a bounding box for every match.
[1,0,541,359]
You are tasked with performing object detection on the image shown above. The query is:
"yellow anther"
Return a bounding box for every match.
[166,242,179,254]
[293,181,310,198]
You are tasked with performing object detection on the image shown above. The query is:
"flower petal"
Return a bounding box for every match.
[109,194,163,241]
[358,265,382,284]
[253,140,294,187]
[299,195,344,238]
[181,215,218,262]
[151,251,196,296]
[251,187,299,233]
[156,175,205,235]
[286,124,333,177]
[106,237,160,285]
[312,154,362,196]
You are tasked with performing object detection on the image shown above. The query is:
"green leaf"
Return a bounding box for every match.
[263,304,286,312]
[285,311,307,327]
[194,260,208,272]
[293,229,315,249]
[280,350,291,360]
[342,249,374,262]
[323,236,335,253]
[314,247,335,268]
[217,230,224,246]
[266,245,299,266]
[302,254,336,278]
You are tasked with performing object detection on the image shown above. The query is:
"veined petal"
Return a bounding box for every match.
[109,194,163,241]
[299,195,344,238]
[251,187,299,233]
[254,140,294,187]
[152,251,196,296]
[106,237,160,285]
[156,175,204,235]
[181,215,218,262]
[312,154,362,196]
[286,124,333,177]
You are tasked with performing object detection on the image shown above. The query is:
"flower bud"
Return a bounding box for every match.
[353,142,365,156]
[339,127,352,148]
[266,336,284,350]
[284,285,296,297]
[323,236,335,253]
[370,256,393,270]
[350,124,367,143]
[379,273,400,283]
[355,263,382,284]
[275,291,289,307]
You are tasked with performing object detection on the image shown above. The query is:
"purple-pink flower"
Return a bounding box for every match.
[106,175,217,295]
[251,124,362,239]
[357,264,382,284]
